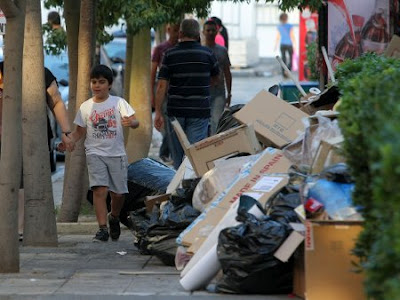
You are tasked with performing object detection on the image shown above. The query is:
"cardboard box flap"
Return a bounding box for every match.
[171,121,262,176]
[233,90,308,148]
[171,119,191,149]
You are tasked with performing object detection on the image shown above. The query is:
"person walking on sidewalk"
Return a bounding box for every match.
[203,19,232,135]
[274,13,296,77]
[154,19,220,170]
[67,65,139,242]
[151,23,180,163]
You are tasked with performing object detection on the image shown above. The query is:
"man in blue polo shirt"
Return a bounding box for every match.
[154,18,220,170]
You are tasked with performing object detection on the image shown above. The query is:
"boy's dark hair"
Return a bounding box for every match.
[90,64,113,85]
[47,11,61,26]
[204,20,218,28]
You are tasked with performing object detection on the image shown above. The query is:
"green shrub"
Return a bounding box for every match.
[336,53,400,299]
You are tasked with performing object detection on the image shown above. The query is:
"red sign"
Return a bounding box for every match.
[299,8,318,81]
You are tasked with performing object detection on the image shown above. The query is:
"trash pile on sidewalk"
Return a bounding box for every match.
[124,79,366,299]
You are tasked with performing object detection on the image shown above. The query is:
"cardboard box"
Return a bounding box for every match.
[303,221,365,300]
[311,136,345,174]
[384,35,400,58]
[233,90,308,148]
[274,223,305,263]
[145,194,170,213]
[171,121,262,177]
[177,148,292,251]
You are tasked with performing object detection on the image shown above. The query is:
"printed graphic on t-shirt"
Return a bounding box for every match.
[89,107,118,139]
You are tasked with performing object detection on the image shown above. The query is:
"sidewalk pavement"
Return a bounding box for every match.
[1,229,300,299]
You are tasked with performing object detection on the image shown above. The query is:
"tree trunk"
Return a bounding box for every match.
[58,0,96,222]
[0,0,25,272]
[22,0,57,247]
[58,0,81,222]
[125,29,152,163]
[123,33,133,144]
[155,24,166,45]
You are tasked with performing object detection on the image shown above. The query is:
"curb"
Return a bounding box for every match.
[56,222,99,234]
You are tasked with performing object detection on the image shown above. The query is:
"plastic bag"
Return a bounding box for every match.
[283,114,342,169]
[266,188,302,224]
[216,211,293,294]
[320,163,353,183]
[216,104,245,134]
[307,179,357,220]
[192,155,256,212]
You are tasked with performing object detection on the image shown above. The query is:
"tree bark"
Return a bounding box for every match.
[155,24,166,45]
[123,33,133,144]
[22,0,57,247]
[0,0,25,272]
[125,29,152,163]
[58,0,81,222]
[58,0,96,222]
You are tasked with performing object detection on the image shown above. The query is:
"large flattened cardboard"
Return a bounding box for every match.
[233,90,308,148]
[304,221,365,300]
[177,148,292,251]
[172,121,262,177]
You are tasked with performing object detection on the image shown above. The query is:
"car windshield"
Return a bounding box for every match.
[103,38,126,62]
[44,51,69,82]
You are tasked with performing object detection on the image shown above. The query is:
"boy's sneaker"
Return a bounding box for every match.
[108,213,121,241]
[93,228,109,242]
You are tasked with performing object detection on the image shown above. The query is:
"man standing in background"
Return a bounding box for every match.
[154,19,219,170]
[151,24,180,163]
[203,19,232,135]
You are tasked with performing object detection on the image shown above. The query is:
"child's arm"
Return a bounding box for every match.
[57,125,86,152]
[70,125,87,143]
[122,115,139,129]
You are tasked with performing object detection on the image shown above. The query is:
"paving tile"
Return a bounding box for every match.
[0,278,65,295]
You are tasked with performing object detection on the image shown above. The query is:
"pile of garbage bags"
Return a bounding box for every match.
[130,179,201,266]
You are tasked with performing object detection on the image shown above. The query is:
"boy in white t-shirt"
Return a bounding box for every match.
[68,65,139,242]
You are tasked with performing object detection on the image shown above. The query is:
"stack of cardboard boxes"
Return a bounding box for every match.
[159,88,364,299]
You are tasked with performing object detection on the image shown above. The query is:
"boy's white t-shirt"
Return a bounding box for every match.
[74,95,135,156]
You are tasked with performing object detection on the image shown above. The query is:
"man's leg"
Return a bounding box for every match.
[159,99,171,161]
[170,117,186,170]
[185,117,209,144]
[280,45,287,75]
[210,93,226,135]
[287,45,293,71]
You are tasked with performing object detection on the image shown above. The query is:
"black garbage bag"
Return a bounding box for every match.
[320,163,354,183]
[216,211,293,294]
[266,188,301,224]
[87,158,175,229]
[159,201,200,228]
[216,104,245,134]
[130,201,200,266]
[170,178,201,206]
